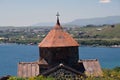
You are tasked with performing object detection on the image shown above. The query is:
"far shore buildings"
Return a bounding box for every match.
[18,13,102,79]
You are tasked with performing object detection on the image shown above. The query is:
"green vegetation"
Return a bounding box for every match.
[7,67,120,80]
[8,75,54,80]
[92,24,120,38]
[86,67,120,80]
[68,24,120,46]
[0,24,120,46]
[71,24,120,39]
[78,39,120,46]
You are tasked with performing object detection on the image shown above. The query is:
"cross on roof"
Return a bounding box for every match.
[56,12,60,25]
[56,12,60,17]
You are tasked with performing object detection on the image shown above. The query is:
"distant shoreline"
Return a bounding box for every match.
[0,42,120,48]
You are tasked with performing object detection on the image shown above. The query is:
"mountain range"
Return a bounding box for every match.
[33,16,120,26]
[67,16,120,26]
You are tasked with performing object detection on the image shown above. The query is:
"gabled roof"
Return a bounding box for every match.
[41,63,85,77]
[78,59,103,77]
[39,14,79,47]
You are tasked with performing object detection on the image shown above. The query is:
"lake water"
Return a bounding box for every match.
[0,44,120,76]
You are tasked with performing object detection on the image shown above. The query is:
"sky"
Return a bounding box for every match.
[0,0,120,26]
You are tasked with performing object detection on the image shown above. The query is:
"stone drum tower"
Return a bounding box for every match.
[39,13,79,68]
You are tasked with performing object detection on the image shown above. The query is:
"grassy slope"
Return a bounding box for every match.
[81,24,120,39]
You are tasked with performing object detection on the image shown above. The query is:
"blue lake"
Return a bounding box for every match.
[0,44,120,76]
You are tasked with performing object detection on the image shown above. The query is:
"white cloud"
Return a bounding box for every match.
[100,0,111,3]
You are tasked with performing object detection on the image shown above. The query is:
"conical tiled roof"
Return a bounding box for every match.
[39,13,79,47]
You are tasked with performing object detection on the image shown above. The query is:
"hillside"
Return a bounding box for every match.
[0,24,120,46]
[79,24,120,39]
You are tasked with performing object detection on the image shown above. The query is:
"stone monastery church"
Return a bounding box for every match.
[18,13,103,79]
